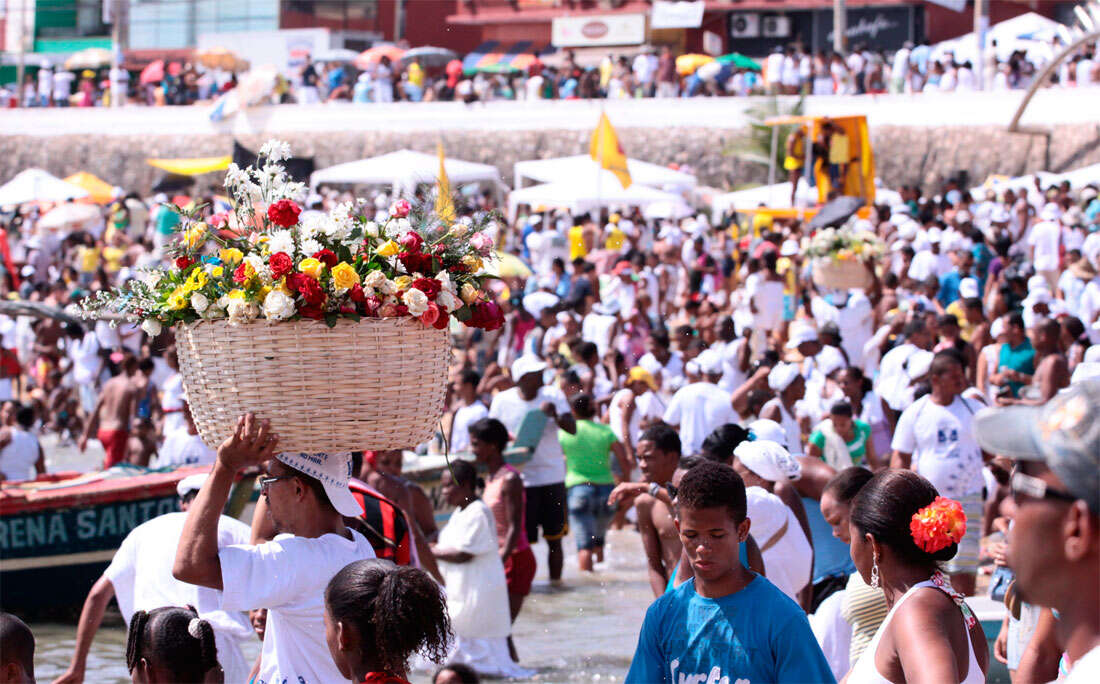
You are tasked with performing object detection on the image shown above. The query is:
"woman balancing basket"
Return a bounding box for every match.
[807,224,884,291]
[83,139,504,453]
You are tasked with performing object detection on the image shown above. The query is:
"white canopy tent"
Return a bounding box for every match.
[508,180,686,219]
[0,169,88,207]
[930,12,1064,65]
[310,149,503,198]
[513,155,697,192]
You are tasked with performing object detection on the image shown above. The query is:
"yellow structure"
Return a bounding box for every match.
[63,172,115,204]
[764,114,876,206]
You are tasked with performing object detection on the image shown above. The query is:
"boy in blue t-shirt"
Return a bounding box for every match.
[625,461,836,684]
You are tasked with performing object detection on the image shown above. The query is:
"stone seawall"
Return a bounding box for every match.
[2,122,1098,198]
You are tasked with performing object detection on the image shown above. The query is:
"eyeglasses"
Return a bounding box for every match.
[1010,471,1077,504]
[258,475,294,496]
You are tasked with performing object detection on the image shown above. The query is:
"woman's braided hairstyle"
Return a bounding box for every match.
[125,606,219,683]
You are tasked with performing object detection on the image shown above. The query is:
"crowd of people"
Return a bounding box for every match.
[5,27,1098,109]
[1,156,1099,683]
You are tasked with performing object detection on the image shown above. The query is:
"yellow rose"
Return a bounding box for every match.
[461,255,483,271]
[182,224,207,249]
[227,289,247,300]
[167,287,188,310]
[331,262,360,291]
[460,283,480,305]
[376,240,401,257]
[220,248,244,265]
[211,266,225,278]
[298,257,325,280]
[393,275,413,291]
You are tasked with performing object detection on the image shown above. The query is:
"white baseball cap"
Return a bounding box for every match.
[511,355,548,381]
[768,362,801,392]
[176,473,209,499]
[748,419,788,448]
[959,277,979,299]
[734,440,802,482]
[785,324,819,349]
[275,452,362,517]
[696,349,724,376]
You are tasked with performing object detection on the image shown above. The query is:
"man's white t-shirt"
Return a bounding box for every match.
[582,312,617,357]
[70,332,101,386]
[662,382,737,456]
[1065,644,1100,683]
[748,277,785,332]
[489,386,570,487]
[105,512,253,684]
[155,431,215,468]
[745,486,812,601]
[608,388,663,448]
[891,394,985,499]
[451,401,488,453]
[638,351,686,399]
[161,374,187,437]
[812,293,873,369]
[1028,220,1062,271]
[52,70,75,102]
[716,338,749,395]
[219,529,376,684]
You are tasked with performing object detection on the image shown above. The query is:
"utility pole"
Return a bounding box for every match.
[394,0,405,42]
[974,0,989,90]
[833,0,847,55]
[15,0,30,107]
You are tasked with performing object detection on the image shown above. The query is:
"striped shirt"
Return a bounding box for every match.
[842,572,890,664]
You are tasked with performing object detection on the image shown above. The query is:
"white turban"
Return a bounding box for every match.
[768,362,801,392]
[734,439,802,482]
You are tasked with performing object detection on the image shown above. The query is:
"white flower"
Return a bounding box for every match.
[140,270,163,288]
[244,254,270,283]
[363,271,386,289]
[402,288,429,316]
[298,212,324,240]
[299,237,323,257]
[363,221,380,238]
[190,292,209,313]
[378,279,397,296]
[436,290,461,313]
[259,139,291,163]
[267,230,295,256]
[141,318,162,336]
[226,299,259,325]
[262,289,297,320]
[202,306,226,320]
[388,217,411,237]
[327,202,354,240]
[436,270,456,294]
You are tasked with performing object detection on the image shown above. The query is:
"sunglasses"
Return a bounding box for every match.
[258,475,295,496]
[1010,471,1077,504]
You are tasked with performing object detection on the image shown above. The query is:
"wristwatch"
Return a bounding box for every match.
[648,482,662,498]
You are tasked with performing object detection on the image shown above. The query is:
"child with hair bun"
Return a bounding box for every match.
[125,606,220,683]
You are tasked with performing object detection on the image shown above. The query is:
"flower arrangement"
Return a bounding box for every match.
[909,496,967,554]
[82,140,504,334]
[805,223,885,262]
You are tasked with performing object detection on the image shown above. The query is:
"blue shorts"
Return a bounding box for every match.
[567,483,614,551]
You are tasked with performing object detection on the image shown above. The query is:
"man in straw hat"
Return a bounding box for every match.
[174,414,374,684]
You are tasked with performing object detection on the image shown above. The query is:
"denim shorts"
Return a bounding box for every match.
[567,483,614,551]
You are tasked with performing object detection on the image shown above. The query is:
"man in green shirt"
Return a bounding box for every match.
[993,312,1035,398]
[806,399,876,469]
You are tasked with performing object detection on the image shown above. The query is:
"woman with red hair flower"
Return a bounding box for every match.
[846,469,988,684]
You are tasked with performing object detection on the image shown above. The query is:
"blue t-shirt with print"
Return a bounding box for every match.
[626,574,836,684]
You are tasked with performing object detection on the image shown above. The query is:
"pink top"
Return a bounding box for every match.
[482,464,530,553]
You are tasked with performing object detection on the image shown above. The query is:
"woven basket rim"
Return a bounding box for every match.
[174,316,423,330]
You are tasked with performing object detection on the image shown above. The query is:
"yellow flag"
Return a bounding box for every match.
[435,142,456,223]
[589,112,631,189]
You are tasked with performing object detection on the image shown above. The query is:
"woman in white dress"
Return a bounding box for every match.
[431,461,534,679]
[845,470,988,683]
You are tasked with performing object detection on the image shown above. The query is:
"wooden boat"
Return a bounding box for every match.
[0,465,209,611]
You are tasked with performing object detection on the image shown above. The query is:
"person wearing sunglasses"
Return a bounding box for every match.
[974,378,1100,683]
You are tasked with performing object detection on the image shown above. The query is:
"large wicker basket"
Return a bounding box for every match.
[812,258,872,290]
[174,318,451,453]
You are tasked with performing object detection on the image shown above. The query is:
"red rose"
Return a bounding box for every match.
[432,309,450,330]
[312,249,338,268]
[469,301,504,331]
[394,304,409,317]
[348,284,366,303]
[232,262,251,284]
[267,199,301,228]
[419,302,441,327]
[398,230,424,253]
[340,304,356,314]
[410,277,441,299]
[284,272,307,292]
[269,252,293,280]
[397,251,434,275]
[298,303,325,320]
[175,256,194,270]
[298,276,326,306]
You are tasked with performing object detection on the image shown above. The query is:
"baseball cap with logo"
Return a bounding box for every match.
[276,452,363,517]
[973,378,1100,514]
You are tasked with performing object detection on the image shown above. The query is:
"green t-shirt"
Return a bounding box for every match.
[808,419,872,466]
[999,338,1035,398]
[559,419,618,488]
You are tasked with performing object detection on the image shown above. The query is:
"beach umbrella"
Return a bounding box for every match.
[64,48,111,70]
[168,62,183,76]
[151,174,195,194]
[39,203,102,229]
[0,169,88,206]
[486,251,532,279]
[311,48,360,63]
[446,59,464,79]
[400,46,457,67]
[809,195,865,230]
[355,44,406,69]
[476,63,522,75]
[716,52,761,71]
[139,60,165,85]
[63,172,115,204]
[676,53,714,76]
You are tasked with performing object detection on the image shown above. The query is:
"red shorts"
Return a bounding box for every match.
[98,429,129,468]
[504,546,537,597]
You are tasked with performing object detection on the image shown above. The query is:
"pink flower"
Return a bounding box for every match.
[398,230,424,253]
[209,212,229,228]
[419,302,441,327]
[469,231,494,256]
[390,199,411,218]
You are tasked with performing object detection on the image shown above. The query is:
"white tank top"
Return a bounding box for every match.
[762,398,803,455]
[1,428,39,481]
[847,579,984,684]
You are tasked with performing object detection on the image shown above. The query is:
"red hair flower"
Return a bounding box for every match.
[267,199,301,228]
[910,496,967,554]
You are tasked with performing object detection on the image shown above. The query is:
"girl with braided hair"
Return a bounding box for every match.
[324,558,452,684]
[125,606,220,683]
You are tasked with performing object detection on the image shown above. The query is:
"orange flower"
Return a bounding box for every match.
[910,496,967,554]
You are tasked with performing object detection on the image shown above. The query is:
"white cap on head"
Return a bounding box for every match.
[891,240,909,252]
[275,452,363,516]
[768,362,801,392]
[927,227,943,243]
[1040,203,1061,221]
[991,317,1006,339]
[696,349,724,376]
[897,220,919,241]
[906,350,934,379]
[1027,275,1050,293]
[959,277,979,299]
[785,324,818,349]
[747,419,787,448]
[511,355,548,381]
[733,440,802,482]
[685,360,701,376]
[176,473,209,499]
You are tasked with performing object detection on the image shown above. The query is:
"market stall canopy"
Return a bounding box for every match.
[63,172,115,204]
[311,48,360,63]
[399,46,458,68]
[64,47,111,70]
[355,44,406,69]
[310,150,502,197]
[146,156,232,176]
[0,169,88,206]
[508,180,685,219]
[139,60,165,85]
[514,155,696,192]
[931,12,1064,64]
[38,203,102,229]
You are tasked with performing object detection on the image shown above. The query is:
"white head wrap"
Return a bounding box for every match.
[733,439,802,482]
[768,362,801,392]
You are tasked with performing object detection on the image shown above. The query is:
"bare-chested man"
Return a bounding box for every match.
[78,352,139,469]
[1000,316,1070,406]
